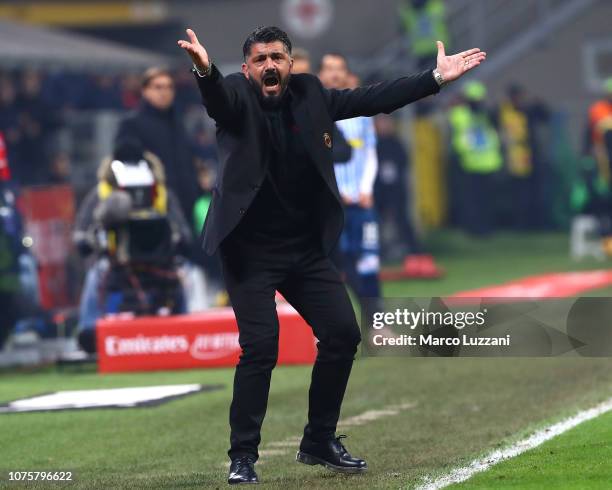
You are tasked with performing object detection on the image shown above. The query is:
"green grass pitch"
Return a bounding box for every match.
[2,232,612,489]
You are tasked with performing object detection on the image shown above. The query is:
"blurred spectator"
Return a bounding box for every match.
[448,81,503,235]
[398,0,449,71]
[115,67,200,223]
[374,113,442,277]
[172,67,202,113]
[291,48,312,74]
[399,0,447,116]
[120,73,142,110]
[191,122,219,269]
[15,69,63,186]
[585,78,612,184]
[585,77,612,253]
[192,160,224,292]
[295,48,352,161]
[193,123,218,168]
[89,74,123,110]
[320,53,381,314]
[498,83,551,230]
[193,160,216,237]
[48,151,72,185]
[0,135,25,348]
[0,74,21,171]
[43,71,91,112]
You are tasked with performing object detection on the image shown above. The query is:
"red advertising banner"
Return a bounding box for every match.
[19,184,75,309]
[97,304,318,373]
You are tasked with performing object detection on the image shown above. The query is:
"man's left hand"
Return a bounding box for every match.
[435,41,486,83]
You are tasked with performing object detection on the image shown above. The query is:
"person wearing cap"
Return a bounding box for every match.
[448,80,502,235]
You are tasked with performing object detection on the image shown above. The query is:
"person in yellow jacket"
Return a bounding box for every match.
[399,0,450,70]
[585,78,612,254]
[587,78,612,184]
[448,81,503,235]
[498,84,543,229]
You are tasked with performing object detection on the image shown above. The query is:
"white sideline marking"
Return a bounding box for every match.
[222,401,416,467]
[260,401,416,459]
[416,396,612,490]
[258,449,290,457]
[338,402,417,428]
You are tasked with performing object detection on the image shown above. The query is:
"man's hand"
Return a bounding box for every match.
[435,41,486,83]
[358,193,373,209]
[341,195,354,206]
[177,28,210,72]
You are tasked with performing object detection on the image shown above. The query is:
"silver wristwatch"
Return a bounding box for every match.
[192,62,213,78]
[432,68,446,87]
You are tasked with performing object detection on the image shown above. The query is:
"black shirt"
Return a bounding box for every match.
[235,96,323,242]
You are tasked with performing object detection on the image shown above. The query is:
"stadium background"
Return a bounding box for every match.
[2,0,612,488]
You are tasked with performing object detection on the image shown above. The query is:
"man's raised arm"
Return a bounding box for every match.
[178,28,243,126]
[324,41,487,121]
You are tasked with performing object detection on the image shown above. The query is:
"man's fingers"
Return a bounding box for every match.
[186,28,199,46]
[467,52,486,63]
[461,47,481,58]
[436,40,445,57]
[465,59,482,71]
[177,40,199,62]
[177,40,194,52]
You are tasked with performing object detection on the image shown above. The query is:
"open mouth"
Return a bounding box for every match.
[262,73,280,93]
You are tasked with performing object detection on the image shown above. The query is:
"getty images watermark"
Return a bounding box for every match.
[361,297,612,357]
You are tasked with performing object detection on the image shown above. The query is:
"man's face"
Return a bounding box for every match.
[242,41,292,107]
[142,74,175,110]
[318,55,349,90]
[292,58,311,75]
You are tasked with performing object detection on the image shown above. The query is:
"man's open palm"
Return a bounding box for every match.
[436,41,486,82]
[178,28,209,72]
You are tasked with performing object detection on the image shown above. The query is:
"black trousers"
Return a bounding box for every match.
[219,231,361,461]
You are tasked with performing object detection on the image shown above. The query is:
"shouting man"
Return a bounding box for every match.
[178,25,485,485]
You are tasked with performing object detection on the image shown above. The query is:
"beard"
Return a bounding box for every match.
[248,71,290,110]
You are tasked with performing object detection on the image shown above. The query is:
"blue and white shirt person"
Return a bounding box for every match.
[334,115,381,294]
[335,116,379,207]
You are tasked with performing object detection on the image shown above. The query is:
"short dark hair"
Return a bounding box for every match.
[243,26,292,60]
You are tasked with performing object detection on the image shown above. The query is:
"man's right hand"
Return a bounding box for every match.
[177,28,210,72]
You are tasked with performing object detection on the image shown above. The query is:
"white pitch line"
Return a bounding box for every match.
[416,396,612,490]
[338,402,417,428]
[260,402,418,458]
[220,400,418,467]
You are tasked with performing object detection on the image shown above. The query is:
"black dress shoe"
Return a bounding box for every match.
[296,434,367,473]
[228,456,259,485]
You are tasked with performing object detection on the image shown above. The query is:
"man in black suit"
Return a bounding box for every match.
[178,26,485,484]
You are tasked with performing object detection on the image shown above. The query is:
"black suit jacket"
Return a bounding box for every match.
[195,65,439,256]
